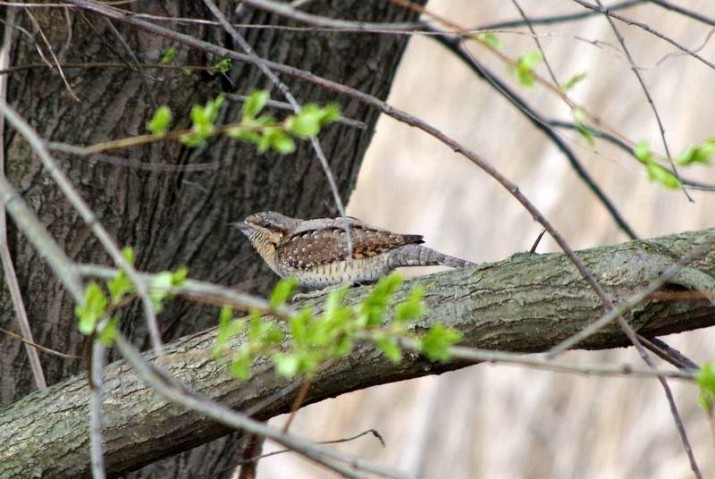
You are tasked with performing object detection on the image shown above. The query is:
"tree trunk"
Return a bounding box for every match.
[1,227,714,478]
[0,1,425,476]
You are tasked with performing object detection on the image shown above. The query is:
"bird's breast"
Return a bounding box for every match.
[275,255,392,288]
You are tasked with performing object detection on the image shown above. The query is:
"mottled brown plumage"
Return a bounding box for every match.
[233,211,473,288]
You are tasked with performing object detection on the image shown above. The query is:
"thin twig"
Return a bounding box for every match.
[233,429,386,467]
[583,0,690,201]
[0,6,47,390]
[241,0,420,31]
[648,0,715,27]
[529,229,546,253]
[0,326,81,359]
[282,379,311,432]
[509,0,561,88]
[407,341,695,380]
[102,17,158,108]
[478,0,644,30]
[89,337,107,479]
[25,9,79,101]
[638,336,698,371]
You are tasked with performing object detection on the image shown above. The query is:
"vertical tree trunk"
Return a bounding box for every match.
[0,1,424,476]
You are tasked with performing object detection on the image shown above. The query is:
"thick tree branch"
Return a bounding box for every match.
[1,228,714,478]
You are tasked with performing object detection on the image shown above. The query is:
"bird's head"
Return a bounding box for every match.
[232,212,299,262]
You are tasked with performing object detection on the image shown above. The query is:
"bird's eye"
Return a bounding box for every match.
[262,221,281,231]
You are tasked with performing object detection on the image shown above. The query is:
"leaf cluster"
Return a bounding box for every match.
[145,90,340,154]
[74,247,188,345]
[513,50,543,87]
[632,137,715,190]
[214,273,463,381]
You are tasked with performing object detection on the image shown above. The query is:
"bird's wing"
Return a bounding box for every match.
[290,216,361,235]
[278,217,423,267]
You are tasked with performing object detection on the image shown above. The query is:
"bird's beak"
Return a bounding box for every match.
[229,221,254,237]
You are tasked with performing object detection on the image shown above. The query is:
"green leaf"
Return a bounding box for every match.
[359,272,403,327]
[76,282,108,335]
[256,128,273,153]
[219,305,234,324]
[270,278,299,308]
[149,271,173,312]
[285,104,341,139]
[97,316,120,346]
[572,108,596,147]
[295,351,320,377]
[317,103,340,126]
[107,270,133,305]
[210,58,232,75]
[243,90,270,120]
[248,312,264,342]
[181,95,225,146]
[285,112,320,138]
[179,131,206,147]
[562,72,587,92]
[646,162,681,189]
[269,130,296,154]
[477,32,501,49]
[159,47,177,65]
[325,285,350,314]
[230,352,252,380]
[290,309,311,346]
[204,95,225,122]
[677,138,715,166]
[376,336,402,363]
[420,324,462,362]
[395,286,425,323]
[263,325,286,344]
[146,106,172,137]
[515,51,543,87]
[171,267,189,286]
[697,363,715,412]
[633,139,653,164]
[147,267,187,312]
[226,126,262,145]
[255,127,295,154]
[121,246,135,264]
[333,335,354,357]
[323,286,351,330]
[374,272,403,297]
[216,306,244,354]
[273,353,300,377]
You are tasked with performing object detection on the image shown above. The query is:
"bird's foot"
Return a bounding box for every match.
[291,284,346,302]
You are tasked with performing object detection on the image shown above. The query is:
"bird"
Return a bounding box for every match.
[233,211,473,289]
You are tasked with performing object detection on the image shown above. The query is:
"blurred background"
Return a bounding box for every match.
[260,1,715,477]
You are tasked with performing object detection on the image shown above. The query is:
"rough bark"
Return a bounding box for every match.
[1,228,714,478]
[0,1,424,476]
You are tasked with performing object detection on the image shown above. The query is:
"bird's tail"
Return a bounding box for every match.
[388,244,474,269]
